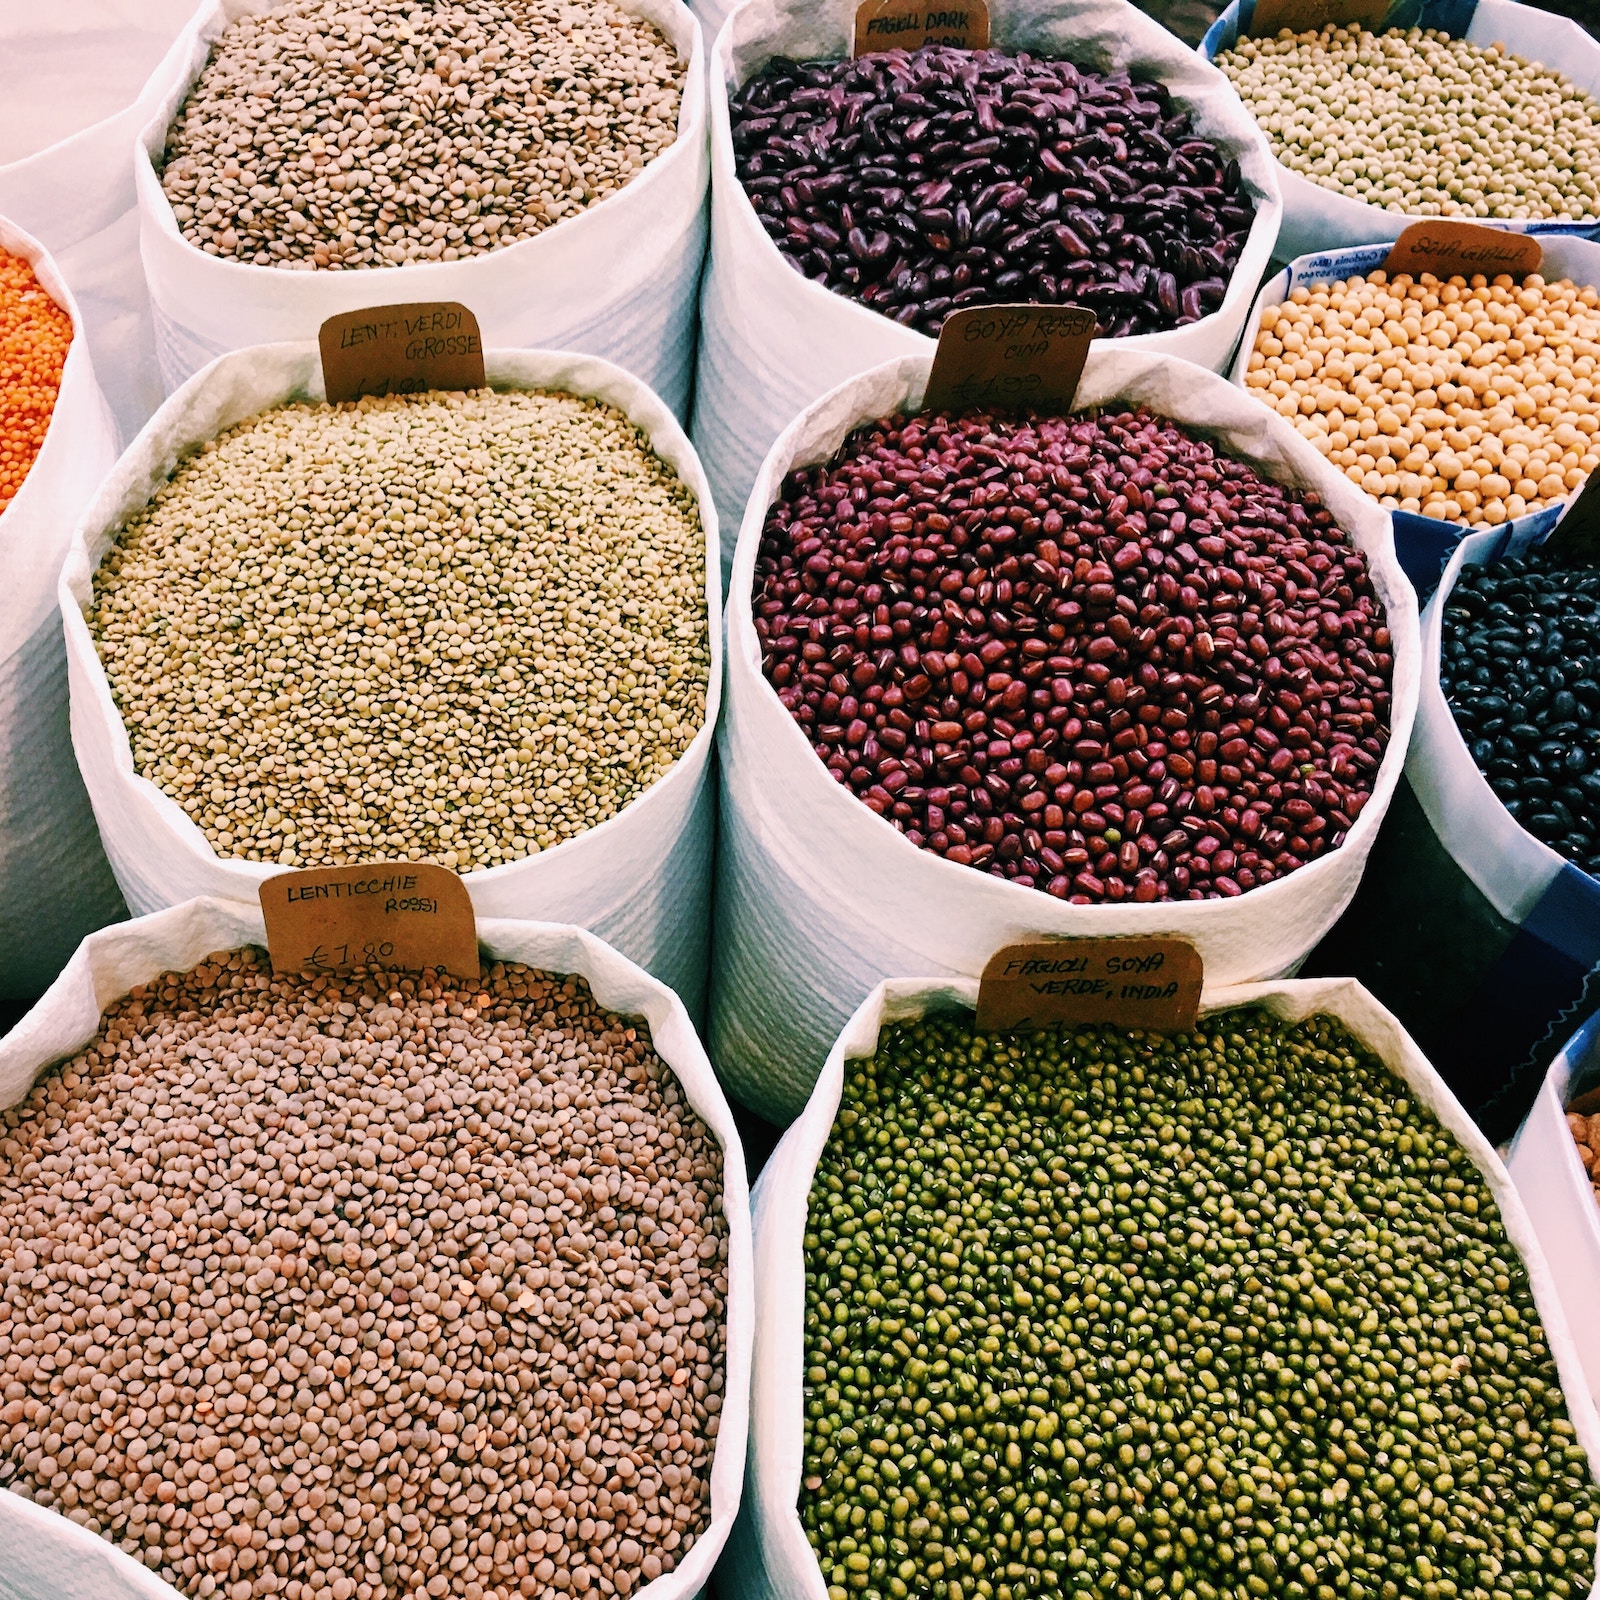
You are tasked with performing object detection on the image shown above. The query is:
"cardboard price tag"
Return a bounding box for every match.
[976,937,1203,1033]
[259,862,480,980]
[1383,222,1542,283]
[1244,0,1388,34]
[922,304,1096,416]
[319,302,485,404]
[854,0,989,53]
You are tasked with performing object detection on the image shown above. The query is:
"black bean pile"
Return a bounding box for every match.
[729,47,1256,339]
[800,1007,1600,1600]
[755,406,1392,903]
[1441,548,1600,876]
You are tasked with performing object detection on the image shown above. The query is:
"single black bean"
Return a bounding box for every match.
[731,44,1255,338]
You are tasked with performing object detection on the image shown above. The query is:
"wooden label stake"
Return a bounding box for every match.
[854,0,990,54]
[259,863,480,981]
[922,304,1096,416]
[976,937,1203,1033]
[1382,222,1542,283]
[1244,0,1389,36]
[319,302,485,404]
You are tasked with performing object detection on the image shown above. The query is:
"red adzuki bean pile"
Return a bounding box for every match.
[729,47,1255,338]
[753,408,1394,903]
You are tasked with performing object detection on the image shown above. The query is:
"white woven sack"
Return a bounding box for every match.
[1508,1010,1600,1402]
[683,0,741,63]
[725,972,1600,1600]
[1228,232,1600,593]
[1199,0,1600,261]
[0,896,752,1600]
[0,0,203,445]
[692,0,1284,569]
[60,344,722,1016]
[134,0,709,421]
[713,347,1420,1122]
[0,216,125,1001]
[1409,527,1581,929]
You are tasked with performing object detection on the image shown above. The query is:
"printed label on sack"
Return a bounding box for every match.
[259,862,480,980]
[976,937,1203,1032]
[854,0,990,54]
[1244,0,1389,35]
[922,304,1096,416]
[1550,471,1600,565]
[1382,222,1543,283]
[319,302,486,404]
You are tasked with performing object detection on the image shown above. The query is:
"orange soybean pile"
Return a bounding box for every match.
[0,250,71,515]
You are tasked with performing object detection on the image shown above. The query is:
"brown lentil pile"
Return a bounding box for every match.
[160,0,685,269]
[88,388,709,872]
[0,951,730,1600]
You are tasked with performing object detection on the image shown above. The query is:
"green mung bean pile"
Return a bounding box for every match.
[800,1008,1600,1600]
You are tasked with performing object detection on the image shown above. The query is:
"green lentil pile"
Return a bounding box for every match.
[1215,27,1600,220]
[88,388,709,872]
[800,1008,1600,1600]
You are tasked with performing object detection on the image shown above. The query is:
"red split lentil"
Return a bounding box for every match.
[0,250,71,515]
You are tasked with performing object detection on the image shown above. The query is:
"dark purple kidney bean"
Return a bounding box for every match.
[731,45,1255,339]
[752,406,1393,905]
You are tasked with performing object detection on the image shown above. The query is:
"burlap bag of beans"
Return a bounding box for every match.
[1228,232,1600,599]
[1200,0,1600,260]
[692,0,1284,580]
[713,346,1419,1123]
[725,971,1600,1600]
[0,214,125,1001]
[59,345,721,1018]
[1305,527,1600,1144]
[0,895,752,1600]
[134,0,708,422]
[0,0,203,445]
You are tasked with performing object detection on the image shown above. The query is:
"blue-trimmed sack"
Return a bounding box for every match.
[1229,234,1600,598]
[1306,526,1600,1140]
[1199,0,1600,259]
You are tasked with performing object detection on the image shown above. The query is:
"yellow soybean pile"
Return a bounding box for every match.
[1244,269,1600,524]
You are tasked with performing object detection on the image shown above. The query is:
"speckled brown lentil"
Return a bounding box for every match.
[0,951,729,1600]
[160,0,686,269]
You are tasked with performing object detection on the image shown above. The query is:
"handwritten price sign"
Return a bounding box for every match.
[922,304,1097,416]
[259,863,479,980]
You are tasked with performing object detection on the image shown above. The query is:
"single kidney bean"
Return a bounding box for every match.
[753,406,1393,903]
[730,46,1256,339]
[1441,547,1600,876]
